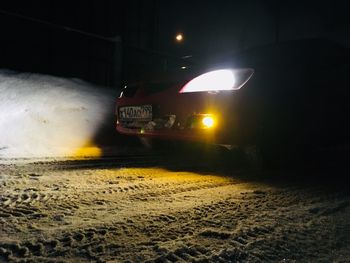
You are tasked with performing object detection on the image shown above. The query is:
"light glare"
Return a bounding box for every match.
[202,116,215,128]
[180,69,236,93]
[175,34,183,41]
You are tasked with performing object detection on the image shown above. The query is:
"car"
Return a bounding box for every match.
[116,67,254,144]
[116,39,350,167]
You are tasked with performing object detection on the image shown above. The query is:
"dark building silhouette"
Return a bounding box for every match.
[0,0,160,87]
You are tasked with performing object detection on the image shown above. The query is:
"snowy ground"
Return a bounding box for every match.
[1,71,349,262]
[1,156,349,262]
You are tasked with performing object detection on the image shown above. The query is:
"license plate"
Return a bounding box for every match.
[119,105,152,121]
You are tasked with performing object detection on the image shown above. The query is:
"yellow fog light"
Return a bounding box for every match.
[202,116,215,128]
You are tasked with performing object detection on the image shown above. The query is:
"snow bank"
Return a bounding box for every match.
[0,70,116,158]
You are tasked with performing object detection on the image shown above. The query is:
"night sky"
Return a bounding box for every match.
[158,0,350,61]
[0,0,349,84]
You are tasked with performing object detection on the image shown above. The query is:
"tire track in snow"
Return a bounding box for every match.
[1,160,350,262]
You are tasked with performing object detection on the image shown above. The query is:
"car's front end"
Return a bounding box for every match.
[116,68,254,145]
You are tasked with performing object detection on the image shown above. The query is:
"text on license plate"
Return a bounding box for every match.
[119,105,152,120]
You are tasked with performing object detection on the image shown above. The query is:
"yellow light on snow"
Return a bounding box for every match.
[202,116,215,128]
[74,144,102,159]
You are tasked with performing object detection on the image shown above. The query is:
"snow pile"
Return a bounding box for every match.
[0,70,116,158]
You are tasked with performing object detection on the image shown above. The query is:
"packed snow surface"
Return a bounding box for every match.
[0,158,349,262]
[0,70,115,158]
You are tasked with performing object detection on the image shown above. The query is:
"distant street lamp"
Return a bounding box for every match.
[175,33,184,42]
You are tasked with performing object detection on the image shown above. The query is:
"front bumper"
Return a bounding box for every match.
[116,113,218,143]
[116,125,217,142]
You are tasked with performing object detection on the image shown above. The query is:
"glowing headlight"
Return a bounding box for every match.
[202,116,215,128]
[179,68,254,93]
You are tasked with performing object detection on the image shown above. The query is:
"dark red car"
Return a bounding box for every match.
[116,68,255,146]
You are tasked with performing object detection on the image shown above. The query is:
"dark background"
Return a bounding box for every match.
[0,0,349,88]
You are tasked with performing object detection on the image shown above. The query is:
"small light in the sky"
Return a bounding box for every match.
[181,66,187,70]
[175,33,183,42]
